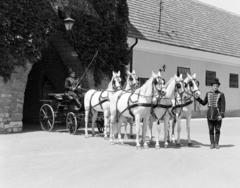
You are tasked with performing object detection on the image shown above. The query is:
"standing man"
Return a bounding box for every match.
[196,78,226,149]
[65,67,83,110]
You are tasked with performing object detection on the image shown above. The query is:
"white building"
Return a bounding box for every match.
[127,0,240,117]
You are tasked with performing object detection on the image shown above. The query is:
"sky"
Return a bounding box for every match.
[197,0,240,16]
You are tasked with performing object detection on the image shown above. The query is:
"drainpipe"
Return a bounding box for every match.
[129,38,138,72]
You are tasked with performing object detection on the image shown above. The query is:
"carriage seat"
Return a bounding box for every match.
[47,93,64,101]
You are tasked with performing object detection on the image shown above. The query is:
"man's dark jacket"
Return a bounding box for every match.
[196,90,226,120]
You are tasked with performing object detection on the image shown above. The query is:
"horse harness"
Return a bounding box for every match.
[115,76,168,122]
[171,79,200,116]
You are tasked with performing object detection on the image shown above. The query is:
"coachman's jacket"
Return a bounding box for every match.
[196,90,226,120]
[65,77,79,92]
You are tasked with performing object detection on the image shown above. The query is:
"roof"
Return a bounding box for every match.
[127,0,240,58]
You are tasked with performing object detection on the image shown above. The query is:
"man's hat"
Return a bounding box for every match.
[211,78,221,86]
[68,67,75,75]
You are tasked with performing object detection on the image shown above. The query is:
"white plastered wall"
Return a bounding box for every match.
[128,37,240,112]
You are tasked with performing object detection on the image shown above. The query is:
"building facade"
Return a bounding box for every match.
[127,0,240,117]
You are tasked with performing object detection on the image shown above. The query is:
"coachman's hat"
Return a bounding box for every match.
[68,67,75,75]
[211,78,221,86]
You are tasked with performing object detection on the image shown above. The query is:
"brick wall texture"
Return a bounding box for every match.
[0,61,32,133]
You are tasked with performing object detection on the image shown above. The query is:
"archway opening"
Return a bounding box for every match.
[22,62,56,132]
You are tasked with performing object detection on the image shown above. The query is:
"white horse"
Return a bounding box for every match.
[84,71,122,138]
[122,70,139,139]
[148,74,185,149]
[170,73,201,147]
[110,70,166,149]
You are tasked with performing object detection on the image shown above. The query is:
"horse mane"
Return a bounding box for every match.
[135,76,153,95]
[165,77,175,88]
[123,75,130,90]
[165,76,176,98]
[107,76,114,89]
[184,76,190,90]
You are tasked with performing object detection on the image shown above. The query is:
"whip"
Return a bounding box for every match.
[74,50,98,89]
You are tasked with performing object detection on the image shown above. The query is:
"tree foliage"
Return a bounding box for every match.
[66,0,130,86]
[0,0,63,82]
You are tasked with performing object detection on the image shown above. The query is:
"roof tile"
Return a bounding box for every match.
[127,0,240,57]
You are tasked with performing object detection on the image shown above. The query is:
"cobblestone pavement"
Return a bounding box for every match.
[1,118,240,188]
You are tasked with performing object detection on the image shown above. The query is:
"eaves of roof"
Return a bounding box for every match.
[127,0,240,58]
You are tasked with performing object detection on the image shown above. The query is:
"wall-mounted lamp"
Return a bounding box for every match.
[159,65,166,72]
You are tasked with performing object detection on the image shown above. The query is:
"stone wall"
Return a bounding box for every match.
[0,61,32,133]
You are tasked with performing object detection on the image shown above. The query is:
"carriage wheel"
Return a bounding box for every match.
[96,116,104,133]
[39,104,55,131]
[66,112,78,135]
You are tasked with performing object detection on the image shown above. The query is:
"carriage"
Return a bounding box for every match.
[39,92,104,135]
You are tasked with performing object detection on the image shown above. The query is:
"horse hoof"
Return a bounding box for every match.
[188,143,193,147]
[143,144,149,149]
[85,135,89,138]
[176,143,181,148]
[149,141,154,145]
[155,145,161,149]
[104,137,108,140]
[136,146,142,150]
[92,134,95,137]
[124,135,128,140]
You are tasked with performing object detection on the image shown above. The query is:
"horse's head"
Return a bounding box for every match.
[184,73,201,98]
[174,74,185,94]
[152,70,166,98]
[112,71,122,91]
[127,70,139,90]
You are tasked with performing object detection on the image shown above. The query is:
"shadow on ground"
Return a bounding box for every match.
[201,143,235,148]
[101,133,204,149]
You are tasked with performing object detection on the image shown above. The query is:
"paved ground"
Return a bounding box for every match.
[1,118,240,188]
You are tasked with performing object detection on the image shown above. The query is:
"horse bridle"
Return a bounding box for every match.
[175,80,186,95]
[184,78,200,97]
[128,74,139,91]
[152,76,166,100]
[112,76,122,91]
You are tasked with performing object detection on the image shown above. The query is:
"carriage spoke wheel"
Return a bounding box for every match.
[39,104,55,131]
[66,112,77,135]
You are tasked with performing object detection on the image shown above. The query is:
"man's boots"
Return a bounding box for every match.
[210,135,215,149]
[215,134,220,149]
[75,99,82,110]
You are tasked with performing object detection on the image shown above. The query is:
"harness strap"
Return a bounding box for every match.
[99,90,109,110]
[89,91,109,111]
[156,109,169,125]
[127,92,137,119]
[151,100,173,124]
[89,91,97,115]
[171,100,193,116]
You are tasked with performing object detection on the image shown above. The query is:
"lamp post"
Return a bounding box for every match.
[63,16,75,31]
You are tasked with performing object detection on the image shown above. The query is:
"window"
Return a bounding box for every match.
[229,74,238,88]
[177,67,191,79]
[139,78,148,87]
[206,70,216,86]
